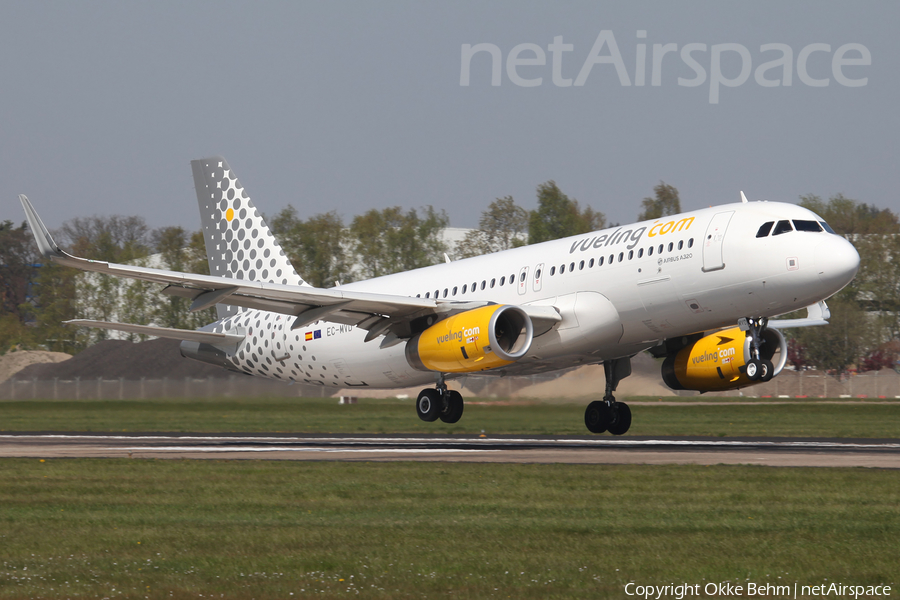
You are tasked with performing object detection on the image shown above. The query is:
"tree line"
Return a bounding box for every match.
[1,181,896,377]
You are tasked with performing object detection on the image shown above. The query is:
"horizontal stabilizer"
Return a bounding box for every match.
[768,300,830,329]
[64,320,245,345]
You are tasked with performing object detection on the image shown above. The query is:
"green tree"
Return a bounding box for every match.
[799,193,898,235]
[28,262,84,354]
[350,206,449,279]
[638,182,681,221]
[790,297,870,375]
[528,181,605,244]
[455,196,529,259]
[272,208,351,288]
[786,194,900,373]
[0,220,39,325]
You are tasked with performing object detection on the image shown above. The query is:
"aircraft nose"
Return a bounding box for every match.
[815,236,860,293]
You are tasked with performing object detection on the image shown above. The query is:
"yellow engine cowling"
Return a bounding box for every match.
[405,305,533,373]
[661,326,787,392]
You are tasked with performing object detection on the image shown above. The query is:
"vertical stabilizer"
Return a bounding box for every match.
[191,156,307,319]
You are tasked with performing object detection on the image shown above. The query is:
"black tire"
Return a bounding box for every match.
[440,390,464,424]
[760,360,774,382]
[416,389,441,422]
[607,402,632,436]
[746,358,762,381]
[584,401,609,434]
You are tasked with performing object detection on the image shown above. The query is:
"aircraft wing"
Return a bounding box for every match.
[21,195,561,339]
[768,301,831,329]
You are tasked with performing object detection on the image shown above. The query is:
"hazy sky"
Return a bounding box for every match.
[1,2,897,233]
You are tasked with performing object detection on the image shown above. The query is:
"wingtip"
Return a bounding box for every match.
[18,195,63,259]
[740,191,749,203]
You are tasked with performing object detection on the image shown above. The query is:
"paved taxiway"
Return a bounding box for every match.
[1,433,899,468]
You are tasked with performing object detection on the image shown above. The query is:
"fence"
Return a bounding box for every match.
[2,368,898,401]
[0,375,329,401]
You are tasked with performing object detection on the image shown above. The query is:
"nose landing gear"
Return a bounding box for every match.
[585,357,633,435]
[740,317,774,382]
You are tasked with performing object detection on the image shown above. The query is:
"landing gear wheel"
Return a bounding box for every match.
[760,360,774,382]
[746,358,762,381]
[416,389,441,422]
[607,402,632,436]
[440,390,464,424]
[584,401,610,434]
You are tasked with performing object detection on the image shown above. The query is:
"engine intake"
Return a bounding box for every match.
[406,305,533,373]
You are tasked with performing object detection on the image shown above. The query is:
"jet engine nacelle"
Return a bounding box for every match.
[405,305,533,373]
[661,326,787,392]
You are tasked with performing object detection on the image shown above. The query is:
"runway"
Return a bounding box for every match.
[2,433,899,467]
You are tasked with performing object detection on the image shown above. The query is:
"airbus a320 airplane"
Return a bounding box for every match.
[19,157,860,435]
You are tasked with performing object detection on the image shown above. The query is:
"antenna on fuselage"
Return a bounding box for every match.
[740,191,749,203]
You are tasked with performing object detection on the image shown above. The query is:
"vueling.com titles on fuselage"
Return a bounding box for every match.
[568,216,695,254]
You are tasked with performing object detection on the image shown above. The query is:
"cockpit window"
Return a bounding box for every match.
[793,220,823,232]
[819,221,836,234]
[772,220,793,236]
[756,221,774,238]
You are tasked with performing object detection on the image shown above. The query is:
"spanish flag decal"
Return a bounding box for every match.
[305,332,313,341]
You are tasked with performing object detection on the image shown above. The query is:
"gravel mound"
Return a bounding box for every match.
[0,350,72,383]
[13,338,230,381]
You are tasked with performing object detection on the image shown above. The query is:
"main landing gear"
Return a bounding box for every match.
[416,378,464,424]
[585,357,633,435]
[740,317,774,383]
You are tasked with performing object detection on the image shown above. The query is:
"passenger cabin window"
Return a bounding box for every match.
[756,221,775,237]
[452,286,457,296]
[688,238,694,248]
[772,220,793,235]
[638,248,644,258]
[520,272,526,282]
[490,278,496,288]
[677,241,683,250]
[550,266,556,276]
[648,246,654,256]
[589,258,594,268]
[793,220,823,232]
[481,280,486,290]
[499,276,505,286]
[425,292,430,298]
[599,256,605,266]
[560,264,565,274]
[579,260,584,270]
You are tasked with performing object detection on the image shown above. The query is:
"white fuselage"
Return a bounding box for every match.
[201,201,859,390]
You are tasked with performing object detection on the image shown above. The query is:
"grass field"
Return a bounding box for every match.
[1,397,900,437]
[0,459,897,599]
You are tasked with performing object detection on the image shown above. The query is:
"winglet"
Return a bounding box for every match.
[19,195,64,259]
[740,191,749,204]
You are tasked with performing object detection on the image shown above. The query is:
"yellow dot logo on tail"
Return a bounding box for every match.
[225,208,234,221]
